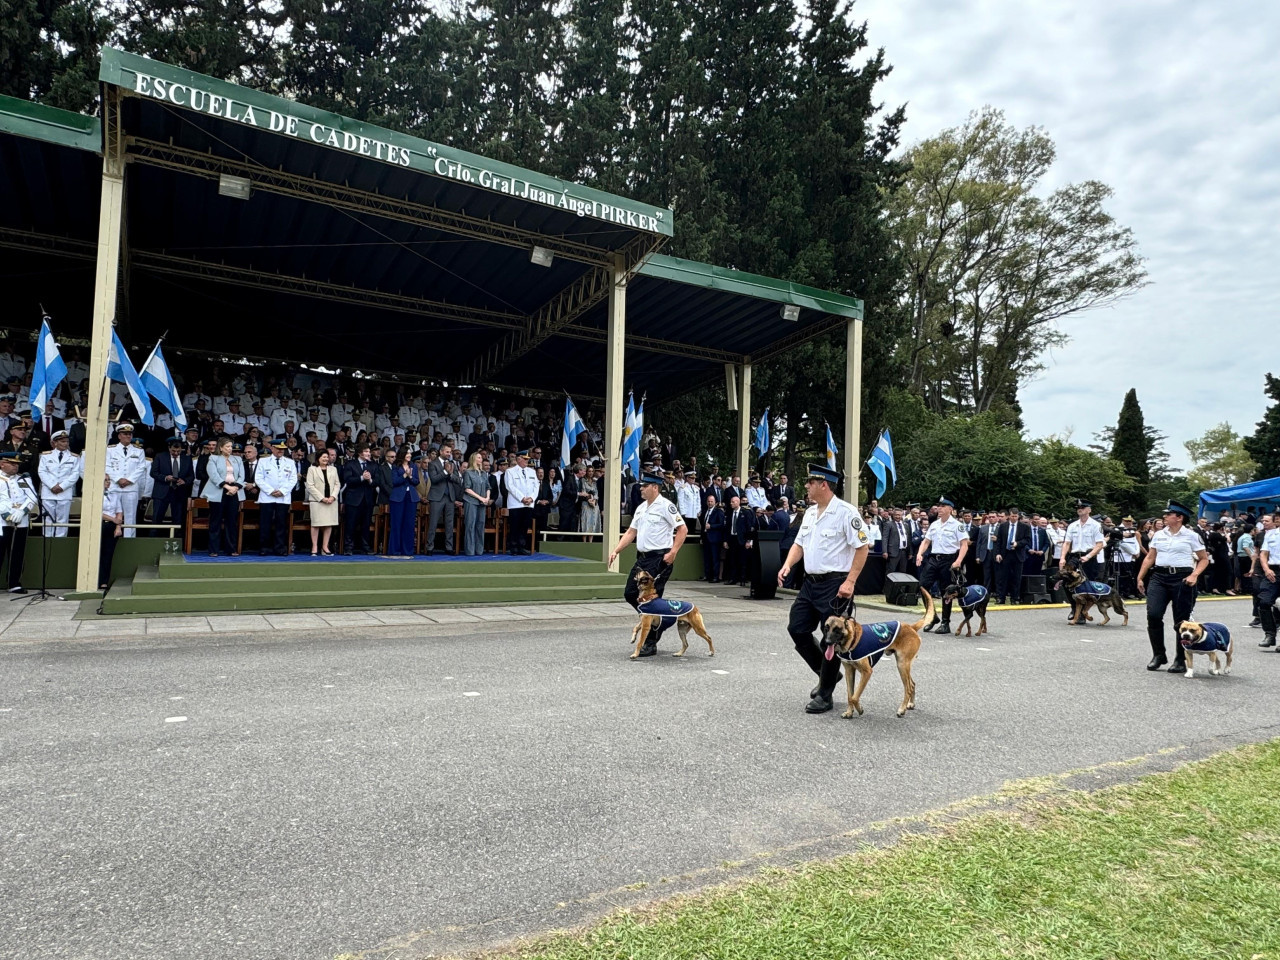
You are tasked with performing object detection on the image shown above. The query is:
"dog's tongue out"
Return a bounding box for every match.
[824,644,835,661]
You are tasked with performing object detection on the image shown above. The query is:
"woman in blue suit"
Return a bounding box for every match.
[701,493,726,582]
[387,444,420,557]
[203,436,245,556]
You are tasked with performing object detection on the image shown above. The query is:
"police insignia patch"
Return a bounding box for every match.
[851,514,863,530]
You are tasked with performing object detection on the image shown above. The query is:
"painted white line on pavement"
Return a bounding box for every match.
[711,669,729,675]
[164,716,188,723]
[463,691,480,697]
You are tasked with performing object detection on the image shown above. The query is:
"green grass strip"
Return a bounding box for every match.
[497,741,1280,960]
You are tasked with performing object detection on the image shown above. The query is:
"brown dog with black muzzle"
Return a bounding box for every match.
[818,590,933,718]
[628,569,715,660]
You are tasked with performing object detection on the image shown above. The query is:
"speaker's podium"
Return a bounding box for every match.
[750,529,782,599]
[884,572,921,606]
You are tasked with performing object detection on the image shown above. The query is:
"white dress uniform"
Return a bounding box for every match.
[222,412,247,435]
[746,485,769,510]
[374,412,392,432]
[105,439,148,537]
[45,446,87,532]
[255,453,298,505]
[397,405,420,429]
[247,413,271,434]
[0,351,28,382]
[299,419,327,441]
[65,359,90,384]
[182,391,211,411]
[262,396,282,416]
[676,480,702,521]
[330,402,353,424]
[0,470,39,528]
[270,406,303,435]
[212,394,233,415]
[504,463,539,509]
[794,497,869,573]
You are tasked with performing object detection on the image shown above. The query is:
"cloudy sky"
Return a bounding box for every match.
[855,0,1279,468]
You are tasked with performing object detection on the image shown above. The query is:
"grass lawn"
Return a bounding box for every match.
[489,741,1280,960]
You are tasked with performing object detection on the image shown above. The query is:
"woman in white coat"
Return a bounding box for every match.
[305,450,341,555]
[203,437,245,557]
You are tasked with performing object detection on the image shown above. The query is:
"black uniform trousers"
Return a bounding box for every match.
[787,573,847,695]
[920,552,958,623]
[1257,566,1280,639]
[259,502,290,556]
[344,499,374,553]
[99,519,119,588]
[1146,569,1197,663]
[0,525,27,590]
[624,550,674,647]
[995,554,1024,603]
[702,539,722,581]
[508,506,533,553]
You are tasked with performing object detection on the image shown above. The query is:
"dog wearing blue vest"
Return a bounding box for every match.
[629,569,715,660]
[942,582,989,636]
[1177,620,1233,679]
[818,590,933,719]
[1056,558,1128,626]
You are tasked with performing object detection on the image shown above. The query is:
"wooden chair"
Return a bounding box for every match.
[420,501,468,555]
[484,505,501,554]
[183,497,211,553]
[372,503,390,554]
[237,501,260,555]
[288,501,310,554]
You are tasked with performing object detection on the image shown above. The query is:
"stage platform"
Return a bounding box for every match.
[102,552,624,615]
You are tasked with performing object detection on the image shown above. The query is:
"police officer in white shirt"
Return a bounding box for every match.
[270,403,302,437]
[745,475,769,510]
[0,449,39,592]
[504,449,540,555]
[222,400,247,436]
[299,408,328,442]
[777,464,870,712]
[1064,499,1106,580]
[915,496,971,634]
[609,470,688,657]
[1135,500,1209,672]
[676,469,702,532]
[38,430,82,537]
[256,438,298,555]
[105,423,148,537]
[1252,509,1280,650]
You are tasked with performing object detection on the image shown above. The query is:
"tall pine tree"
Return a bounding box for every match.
[1110,388,1150,514]
[1243,373,1280,481]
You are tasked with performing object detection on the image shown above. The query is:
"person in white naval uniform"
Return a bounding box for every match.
[38,430,83,537]
[256,439,298,555]
[503,449,540,555]
[105,423,148,537]
[0,450,40,592]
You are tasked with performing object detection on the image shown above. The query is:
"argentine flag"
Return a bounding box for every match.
[140,341,187,430]
[621,391,641,479]
[825,423,838,471]
[866,428,897,499]
[560,397,587,469]
[105,330,154,426]
[30,318,67,420]
[754,407,770,458]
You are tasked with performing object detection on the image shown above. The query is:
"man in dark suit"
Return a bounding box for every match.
[976,512,998,591]
[31,410,64,452]
[994,507,1032,604]
[558,463,584,533]
[770,474,795,508]
[723,475,744,504]
[340,444,378,554]
[880,507,912,575]
[701,493,725,582]
[724,495,757,585]
[425,442,461,554]
[149,436,195,530]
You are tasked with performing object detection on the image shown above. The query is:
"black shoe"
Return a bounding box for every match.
[923,619,937,633]
[1146,656,1167,671]
[804,694,833,714]
[934,622,951,635]
[1261,636,1277,648]
[1167,661,1186,674]
[1249,619,1261,628]
[7,587,26,595]
[636,644,657,658]
[995,598,1006,605]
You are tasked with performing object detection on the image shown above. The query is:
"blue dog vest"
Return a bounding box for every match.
[637,596,696,629]
[834,621,902,665]
[1074,580,1112,598]
[1181,621,1230,653]
[958,585,988,609]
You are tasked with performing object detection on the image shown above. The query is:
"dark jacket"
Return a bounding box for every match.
[390,463,421,504]
[558,473,582,524]
[427,457,461,503]
[880,518,912,558]
[995,520,1031,562]
[725,505,757,546]
[340,457,379,507]
[771,483,795,507]
[702,504,726,544]
[149,450,195,500]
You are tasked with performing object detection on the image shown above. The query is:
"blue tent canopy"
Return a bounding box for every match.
[1197,477,1280,518]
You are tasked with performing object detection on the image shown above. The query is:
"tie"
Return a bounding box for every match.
[733,510,739,535]
[1032,528,1038,550]
[59,451,63,462]
[1009,526,1015,548]
[898,522,904,543]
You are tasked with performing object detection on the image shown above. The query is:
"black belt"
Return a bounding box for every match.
[805,571,847,582]
[1153,566,1192,575]
[637,550,668,558]
[929,552,957,560]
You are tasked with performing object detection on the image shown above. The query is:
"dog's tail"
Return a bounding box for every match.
[912,588,935,631]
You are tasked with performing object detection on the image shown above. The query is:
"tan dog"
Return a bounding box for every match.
[629,570,715,660]
[818,591,933,718]
[1176,619,1233,679]
[1056,561,1129,626]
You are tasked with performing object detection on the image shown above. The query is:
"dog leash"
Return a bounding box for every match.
[835,594,858,622]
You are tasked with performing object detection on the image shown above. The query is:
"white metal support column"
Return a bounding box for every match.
[843,317,864,505]
[735,361,752,482]
[602,252,626,570]
[75,90,125,594]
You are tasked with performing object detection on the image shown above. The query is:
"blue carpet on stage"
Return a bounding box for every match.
[183,552,578,564]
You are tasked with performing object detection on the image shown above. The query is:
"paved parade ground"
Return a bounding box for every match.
[3,592,1277,960]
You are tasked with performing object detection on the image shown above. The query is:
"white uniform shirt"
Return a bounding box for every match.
[676,480,701,518]
[0,472,39,528]
[222,413,247,435]
[1065,517,1105,555]
[299,419,327,442]
[270,407,302,436]
[330,403,353,424]
[105,442,147,489]
[102,485,123,519]
[247,414,271,434]
[65,360,90,384]
[397,406,420,429]
[39,449,82,501]
[212,394,233,415]
[629,496,685,552]
[794,497,869,574]
[504,464,539,509]
[924,515,969,554]
[256,454,298,504]
[746,485,769,509]
[1147,526,1205,568]
[1258,527,1280,564]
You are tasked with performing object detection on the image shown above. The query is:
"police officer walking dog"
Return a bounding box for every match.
[777,464,870,714]
[610,471,688,658]
[1135,500,1209,673]
[1253,510,1280,650]
[915,497,970,634]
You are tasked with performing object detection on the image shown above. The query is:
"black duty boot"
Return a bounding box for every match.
[922,617,938,633]
[1146,655,1167,670]
[1261,635,1277,649]
[804,692,833,713]
[934,621,951,635]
